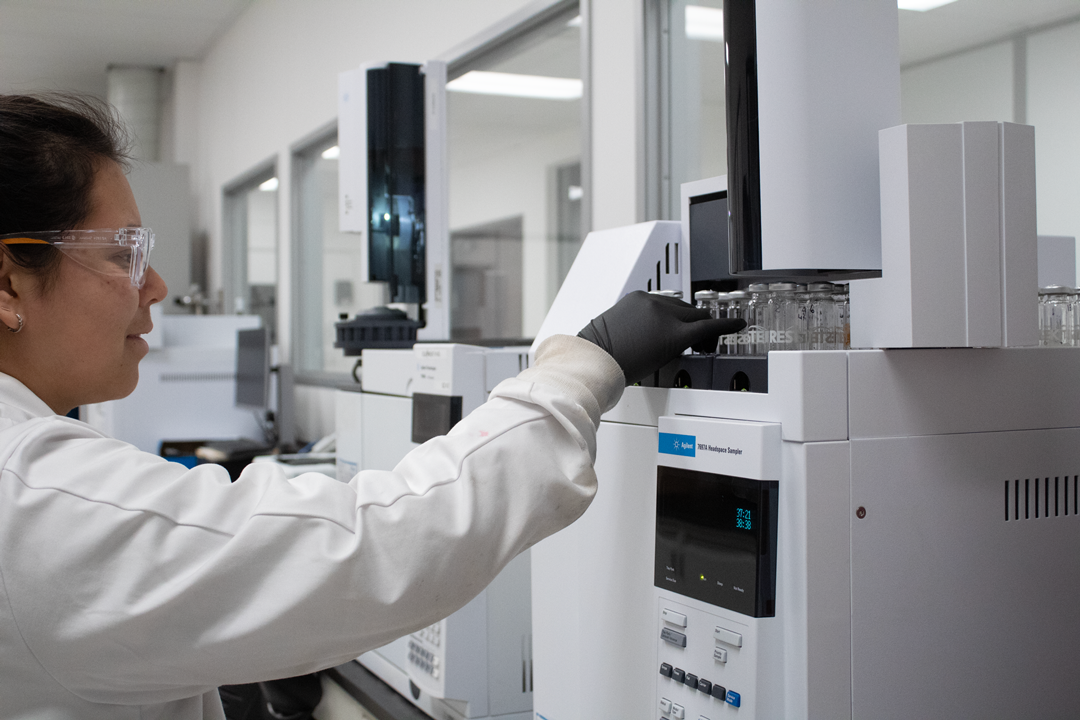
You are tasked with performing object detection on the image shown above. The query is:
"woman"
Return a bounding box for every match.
[0,94,741,719]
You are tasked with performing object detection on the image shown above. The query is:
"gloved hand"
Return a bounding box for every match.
[578,291,746,385]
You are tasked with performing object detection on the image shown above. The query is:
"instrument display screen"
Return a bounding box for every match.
[655,465,778,617]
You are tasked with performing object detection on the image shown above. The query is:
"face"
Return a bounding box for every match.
[1,161,168,413]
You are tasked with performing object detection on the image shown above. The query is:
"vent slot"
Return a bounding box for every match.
[1006,477,1078,521]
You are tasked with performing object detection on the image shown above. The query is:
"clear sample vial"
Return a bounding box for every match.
[694,289,720,317]
[833,283,850,349]
[693,290,721,354]
[724,290,749,355]
[1039,286,1074,347]
[768,282,800,352]
[805,282,836,350]
[745,283,771,356]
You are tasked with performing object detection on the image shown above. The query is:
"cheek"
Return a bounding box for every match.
[64,278,140,337]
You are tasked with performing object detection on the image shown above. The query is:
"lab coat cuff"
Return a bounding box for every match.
[520,335,625,423]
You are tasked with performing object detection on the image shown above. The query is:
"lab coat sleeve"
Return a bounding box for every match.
[0,334,623,705]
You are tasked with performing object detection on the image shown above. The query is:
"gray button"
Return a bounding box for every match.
[661,627,687,647]
[713,647,728,663]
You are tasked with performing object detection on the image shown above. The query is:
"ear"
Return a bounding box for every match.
[0,250,27,332]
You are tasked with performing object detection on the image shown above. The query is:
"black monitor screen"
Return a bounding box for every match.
[688,191,734,282]
[235,327,270,409]
[655,465,777,617]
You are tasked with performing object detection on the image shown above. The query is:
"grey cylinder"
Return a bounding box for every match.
[106,65,164,162]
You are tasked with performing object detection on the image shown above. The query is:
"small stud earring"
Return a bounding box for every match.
[8,313,23,334]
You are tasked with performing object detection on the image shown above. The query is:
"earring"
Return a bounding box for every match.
[8,313,23,334]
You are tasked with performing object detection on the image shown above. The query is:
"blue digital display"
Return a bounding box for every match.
[736,507,752,530]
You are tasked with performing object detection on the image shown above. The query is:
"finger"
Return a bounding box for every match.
[639,291,700,313]
[681,317,746,346]
[657,299,714,323]
[685,318,745,354]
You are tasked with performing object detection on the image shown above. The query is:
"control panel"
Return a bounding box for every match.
[407,620,445,691]
[655,594,758,719]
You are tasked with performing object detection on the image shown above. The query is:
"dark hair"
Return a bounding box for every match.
[0,93,132,286]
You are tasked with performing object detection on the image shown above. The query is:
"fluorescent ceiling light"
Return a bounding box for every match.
[259,177,278,192]
[447,71,583,100]
[321,145,340,160]
[567,15,582,27]
[686,5,723,41]
[897,0,959,10]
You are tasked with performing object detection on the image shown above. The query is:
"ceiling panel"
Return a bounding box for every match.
[0,0,251,95]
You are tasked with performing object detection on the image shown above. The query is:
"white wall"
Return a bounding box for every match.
[1028,21,1080,251]
[900,19,1080,282]
[901,41,1014,124]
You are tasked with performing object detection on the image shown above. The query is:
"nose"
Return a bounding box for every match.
[141,266,168,307]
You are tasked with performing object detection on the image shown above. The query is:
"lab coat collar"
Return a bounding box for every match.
[0,371,58,419]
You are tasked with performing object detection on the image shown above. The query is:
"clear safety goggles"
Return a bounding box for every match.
[0,228,155,288]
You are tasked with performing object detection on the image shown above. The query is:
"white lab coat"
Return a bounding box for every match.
[0,335,623,719]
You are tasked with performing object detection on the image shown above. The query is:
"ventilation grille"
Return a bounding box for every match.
[1005,477,1078,521]
[159,372,236,383]
[645,241,678,293]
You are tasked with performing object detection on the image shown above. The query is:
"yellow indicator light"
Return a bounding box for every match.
[700,574,706,581]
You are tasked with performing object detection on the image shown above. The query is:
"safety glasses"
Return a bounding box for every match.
[0,228,155,288]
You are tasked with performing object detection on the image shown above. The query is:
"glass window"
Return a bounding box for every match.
[446,5,584,342]
[648,0,726,220]
[224,167,278,340]
[293,134,387,378]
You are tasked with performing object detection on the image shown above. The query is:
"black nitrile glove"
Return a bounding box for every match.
[578,291,746,385]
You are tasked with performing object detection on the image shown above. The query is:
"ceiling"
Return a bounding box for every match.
[0,0,251,96]
[1,0,1078,99]
[899,0,1080,66]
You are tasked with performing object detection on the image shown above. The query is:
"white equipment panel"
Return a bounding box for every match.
[532,348,1080,720]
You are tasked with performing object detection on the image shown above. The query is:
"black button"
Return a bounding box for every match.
[672,667,686,683]
[684,673,698,690]
[698,679,713,695]
[711,683,726,700]
[659,663,673,678]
